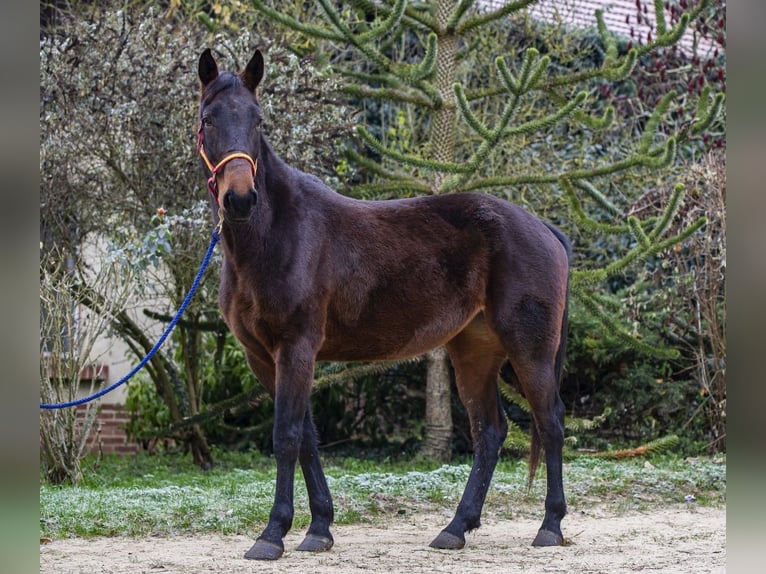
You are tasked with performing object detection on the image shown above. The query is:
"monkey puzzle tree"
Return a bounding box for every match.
[247,0,723,460]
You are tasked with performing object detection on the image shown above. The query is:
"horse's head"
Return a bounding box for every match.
[198,48,264,223]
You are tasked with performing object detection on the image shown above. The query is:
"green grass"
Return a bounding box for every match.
[40,449,725,538]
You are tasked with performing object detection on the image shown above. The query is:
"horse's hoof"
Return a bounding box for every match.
[296,533,334,552]
[532,528,563,547]
[244,538,284,560]
[429,530,465,550]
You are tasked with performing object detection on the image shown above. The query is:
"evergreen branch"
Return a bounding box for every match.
[496,55,522,96]
[565,143,674,180]
[526,53,552,92]
[457,145,671,193]
[343,146,414,181]
[643,137,677,169]
[400,3,437,31]
[457,0,538,35]
[566,408,610,432]
[456,172,558,193]
[503,91,586,136]
[498,377,531,413]
[601,48,638,81]
[595,9,618,65]
[563,155,645,180]
[461,85,505,102]
[349,180,432,199]
[640,91,676,153]
[454,83,492,139]
[587,291,624,313]
[574,291,680,358]
[349,0,437,31]
[501,417,532,454]
[356,125,470,173]
[404,32,437,82]
[540,48,637,89]
[601,213,705,278]
[648,184,684,242]
[573,105,614,130]
[619,2,705,62]
[653,0,667,36]
[443,53,547,191]
[448,0,477,31]
[591,435,680,459]
[338,66,403,87]
[317,0,392,71]
[340,66,439,103]
[340,83,434,107]
[691,87,725,134]
[317,0,436,91]
[563,178,632,235]
[544,1,706,90]
[628,215,651,248]
[249,0,345,41]
[598,240,647,279]
[651,216,707,254]
[570,267,608,287]
[570,178,622,217]
[647,13,692,51]
[570,209,705,292]
[356,0,407,44]
[498,48,544,95]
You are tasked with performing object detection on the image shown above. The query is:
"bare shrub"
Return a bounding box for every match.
[40,245,135,484]
[628,151,726,450]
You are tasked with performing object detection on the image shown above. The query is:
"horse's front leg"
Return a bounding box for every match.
[244,338,318,560]
[295,409,334,552]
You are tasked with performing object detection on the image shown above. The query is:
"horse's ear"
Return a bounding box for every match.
[198,48,218,87]
[242,49,264,93]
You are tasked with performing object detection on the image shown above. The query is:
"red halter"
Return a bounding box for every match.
[197,124,257,202]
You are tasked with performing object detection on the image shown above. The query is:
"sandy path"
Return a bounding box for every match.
[40,505,724,573]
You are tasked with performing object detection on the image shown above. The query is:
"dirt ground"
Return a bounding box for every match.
[40,505,725,574]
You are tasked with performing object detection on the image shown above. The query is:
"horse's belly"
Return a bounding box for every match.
[317,305,482,362]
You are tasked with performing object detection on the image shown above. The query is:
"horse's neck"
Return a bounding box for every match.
[258,138,293,199]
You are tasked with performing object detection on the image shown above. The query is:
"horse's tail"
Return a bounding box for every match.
[528,223,572,489]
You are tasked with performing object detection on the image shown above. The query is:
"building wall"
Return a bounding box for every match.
[482,0,716,56]
[77,403,142,455]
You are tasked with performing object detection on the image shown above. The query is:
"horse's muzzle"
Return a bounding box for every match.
[222,188,257,221]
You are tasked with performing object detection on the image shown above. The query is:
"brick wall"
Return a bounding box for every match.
[76,403,141,455]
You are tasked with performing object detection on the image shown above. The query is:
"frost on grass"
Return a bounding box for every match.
[40,479,277,537]
[330,464,471,500]
[40,457,725,538]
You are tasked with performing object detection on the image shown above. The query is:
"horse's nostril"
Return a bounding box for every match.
[223,189,257,218]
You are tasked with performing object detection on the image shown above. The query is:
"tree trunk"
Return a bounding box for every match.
[419,347,453,461]
[188,424,213,469]
[418,0,459,462]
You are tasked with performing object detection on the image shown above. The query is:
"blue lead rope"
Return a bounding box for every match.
[40,229,221,410]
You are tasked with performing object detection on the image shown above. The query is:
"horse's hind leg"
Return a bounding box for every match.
[430,318,508,550]
[494,296,568,547]
[513,358,567,546]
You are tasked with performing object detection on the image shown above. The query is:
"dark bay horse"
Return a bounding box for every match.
[197,48,572,560]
